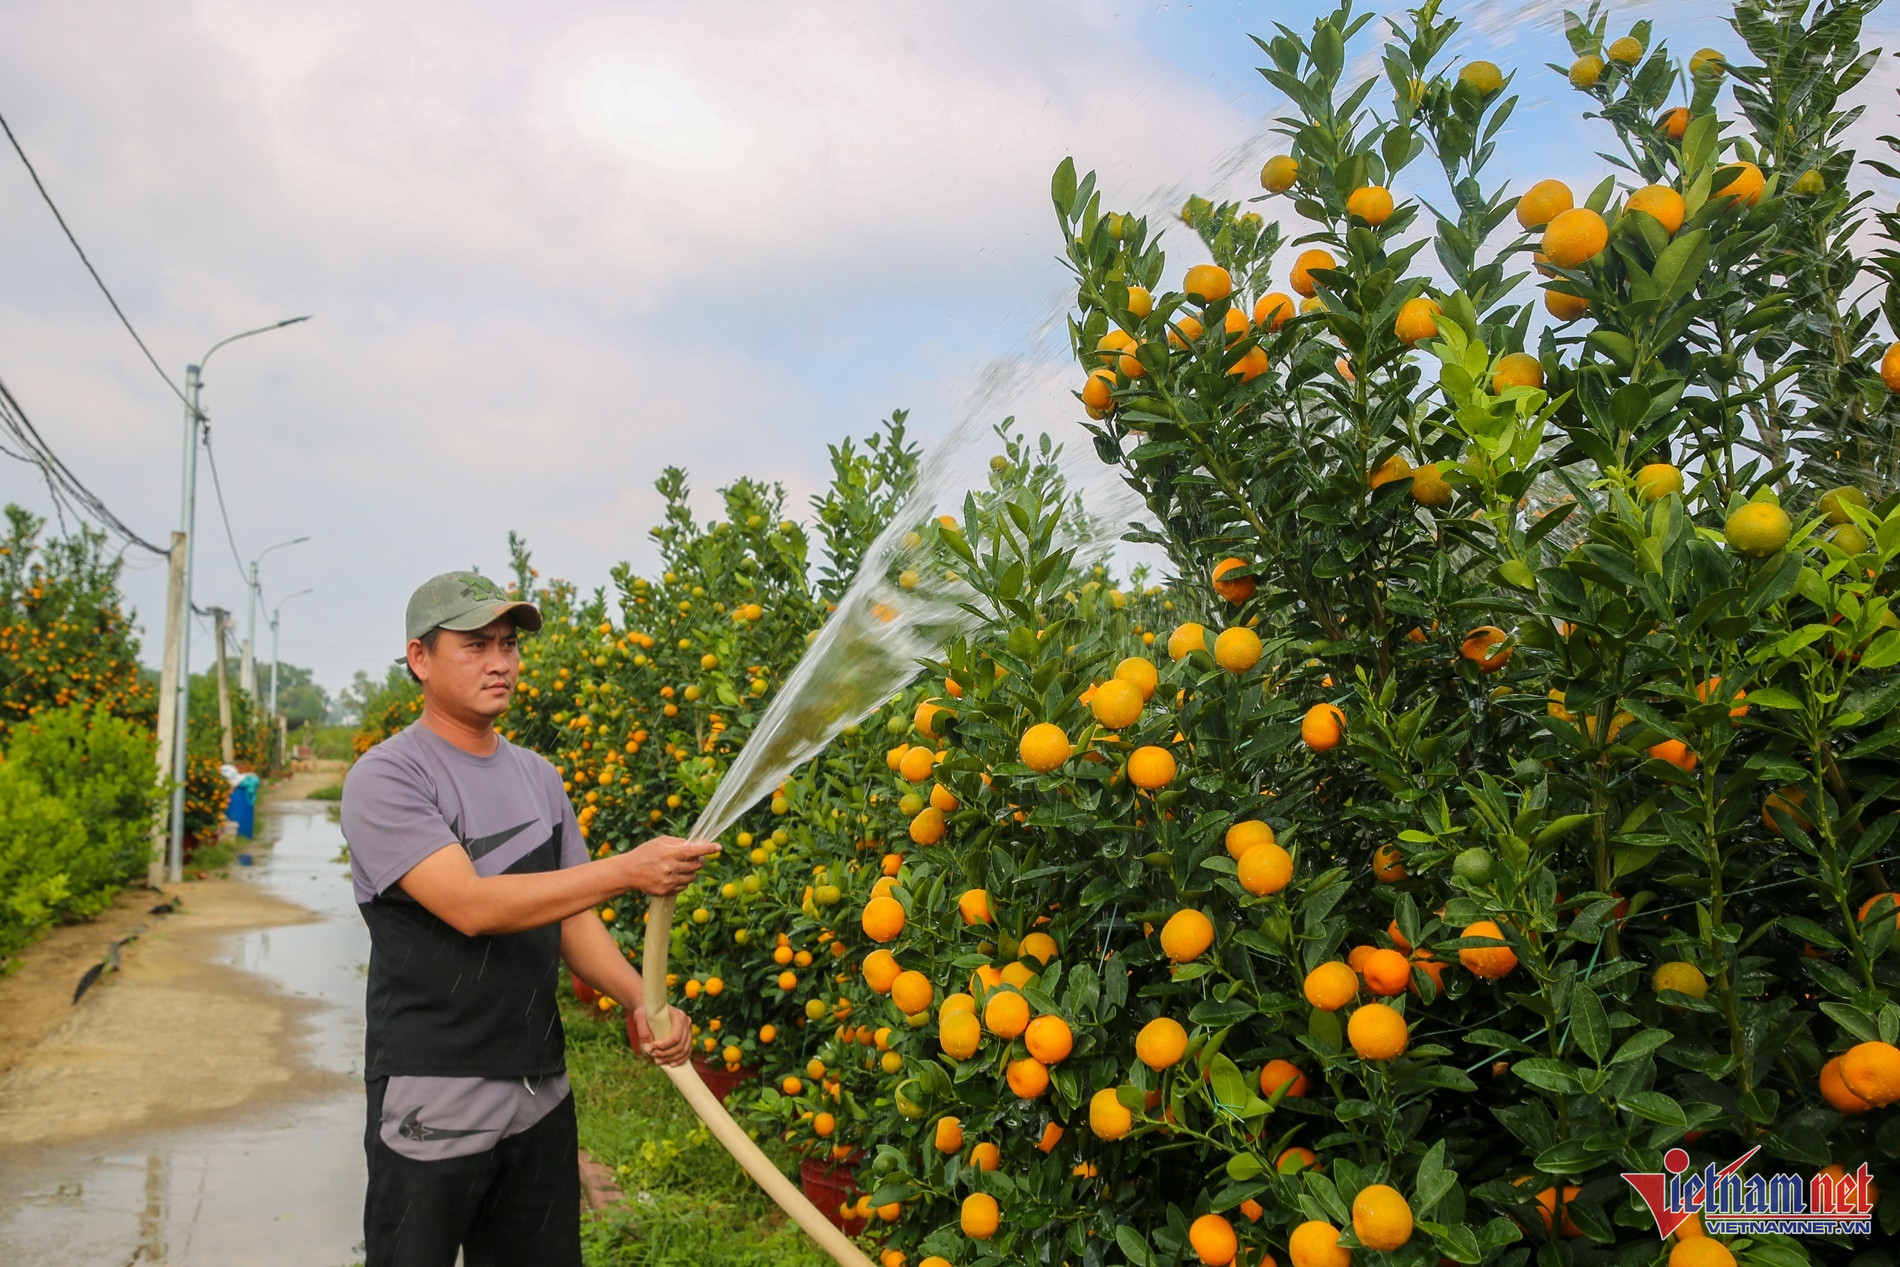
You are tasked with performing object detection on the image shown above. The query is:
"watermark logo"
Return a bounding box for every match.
[1622,1145,1874,1237]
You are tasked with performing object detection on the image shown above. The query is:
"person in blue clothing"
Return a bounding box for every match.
[219,763,260,839]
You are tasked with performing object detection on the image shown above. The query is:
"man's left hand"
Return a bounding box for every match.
[630,1004,693,1066]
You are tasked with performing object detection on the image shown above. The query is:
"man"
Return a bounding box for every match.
[341,571,718,1266]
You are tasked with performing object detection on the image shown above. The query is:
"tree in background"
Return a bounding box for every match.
[185,667,265,769]
[0,504,153,742]
[256,660,331,738]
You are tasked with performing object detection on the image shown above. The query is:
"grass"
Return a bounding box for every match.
[306,782,345,801]
[561,991,831,1267]
[183,833,245,872]
[308,725,358,761]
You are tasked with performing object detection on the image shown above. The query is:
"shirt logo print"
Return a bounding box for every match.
[397,1106,497,1142]
[463,820,534,861]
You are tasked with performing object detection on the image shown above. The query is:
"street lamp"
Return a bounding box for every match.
[243,535,310,696]
[167,315,312,884]
[269,587,315,766]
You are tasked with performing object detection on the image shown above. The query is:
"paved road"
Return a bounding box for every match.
[0,800,370,1266]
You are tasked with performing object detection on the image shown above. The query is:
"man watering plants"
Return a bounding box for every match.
[341,570,719,1267]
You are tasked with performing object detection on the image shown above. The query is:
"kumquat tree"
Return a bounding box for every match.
[353,4,1900,1265]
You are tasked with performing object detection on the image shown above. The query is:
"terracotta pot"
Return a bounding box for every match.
[657,1048,759,1104]
[799,1154,867,1234]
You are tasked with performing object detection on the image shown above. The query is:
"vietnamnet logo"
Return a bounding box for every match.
[1623,1146,1874,1237]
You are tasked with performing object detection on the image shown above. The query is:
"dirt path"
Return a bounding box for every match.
[276,757,349,801]
[0,762,354,1145]
[0,792,370,1265]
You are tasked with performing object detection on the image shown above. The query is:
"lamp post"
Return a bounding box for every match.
[269,588,314,767]
[166,316,311,884]
[243,535,310,696]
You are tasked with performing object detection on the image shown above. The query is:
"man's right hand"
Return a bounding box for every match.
[620,836,721,897]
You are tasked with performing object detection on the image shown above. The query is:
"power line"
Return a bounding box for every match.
[0,109,189,408]
[202,430,249,586]
[0,371,167,554]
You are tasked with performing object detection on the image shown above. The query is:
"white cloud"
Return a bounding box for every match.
[0,0,1251,688]
[5,0,1891,695]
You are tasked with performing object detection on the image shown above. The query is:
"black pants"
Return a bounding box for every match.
[363,1077,582,1267]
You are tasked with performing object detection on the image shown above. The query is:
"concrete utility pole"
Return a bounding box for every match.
[165,366,203,885]
[242,535,309,696]
[269,588,313,770]
[151,531,186,889]
[164,316,310,884]
[212,607,235,766]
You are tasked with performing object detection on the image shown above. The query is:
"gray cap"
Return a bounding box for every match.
[404,571,543,643]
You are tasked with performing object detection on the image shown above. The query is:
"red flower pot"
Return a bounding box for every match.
[687,1053,759,1103]
[799,1154,867,1234]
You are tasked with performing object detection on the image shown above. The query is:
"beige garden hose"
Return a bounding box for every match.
[642,891,877,1267]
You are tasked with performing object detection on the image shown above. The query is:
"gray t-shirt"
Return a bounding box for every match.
[343,722,586,904]
[342,721,588,1082]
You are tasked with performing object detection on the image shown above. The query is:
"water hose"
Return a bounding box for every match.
[641,890,876,1267]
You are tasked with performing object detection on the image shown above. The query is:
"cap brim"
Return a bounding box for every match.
[436,600,544,634]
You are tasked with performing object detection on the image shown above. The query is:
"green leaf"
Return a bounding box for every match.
[1052,158,1079,219]
[867,1181,915,1206]
[1429,1223,1484,1263]
[1115,1226,1153,1266]
[1569,986,1611,1064]
[1303,1171,1352,1224]
[1652,229,1709,304]
[1613,840,1665,879]
[1415,1139,1452,1214]
[1513,1058,1583,1093]
[1775,625,1834,658]
[1682,111,1720,174]
[1534,814,1594,846]
[1610,1028,1674,1065]
[1819,1002,1882,1044]
[1860,631,1900,670]
[1465,1028,1538,1056]
[1744,686,1804,710]
[1209,1054,1249,1109]
[1308,1006,1343,1049]
[1618,1091,1687,1127]
[1533,1138,1596,1175]
[1226,1153,1265,1180]
[1779,916,1844,951]
[1405,1064,1479,1091]
[1587,331,1636,369]
[1498,559,1537,591]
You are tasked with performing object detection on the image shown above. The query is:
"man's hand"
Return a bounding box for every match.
[630,1004,693,1066]
[621,836,721,896]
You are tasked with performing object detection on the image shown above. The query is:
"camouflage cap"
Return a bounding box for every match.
[404,570,543,644]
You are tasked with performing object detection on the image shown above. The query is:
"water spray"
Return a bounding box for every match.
[639,413,1144,1264]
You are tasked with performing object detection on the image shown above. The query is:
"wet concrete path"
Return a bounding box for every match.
[0,800,370,1265]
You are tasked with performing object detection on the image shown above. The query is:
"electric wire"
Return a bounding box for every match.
[202,431,250,585]
[0,109,189,408]
[0,371,167,554]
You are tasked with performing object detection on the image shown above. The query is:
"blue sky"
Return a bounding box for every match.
[0,0,1887,700]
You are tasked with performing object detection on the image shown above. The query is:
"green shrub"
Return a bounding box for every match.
[0,763,88,958]
[0,704,158,957]
[308,725,357,761]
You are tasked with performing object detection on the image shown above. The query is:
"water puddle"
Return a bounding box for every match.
[0,801,370,1266]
